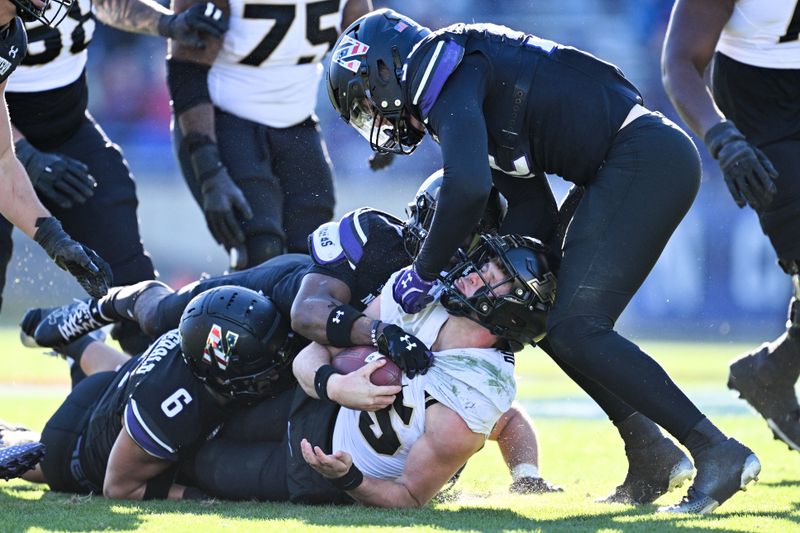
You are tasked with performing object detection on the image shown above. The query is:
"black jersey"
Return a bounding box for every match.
[0,18,27,84]
[79,331,230,488]
[405,23,642,185]
[307,208,410,309]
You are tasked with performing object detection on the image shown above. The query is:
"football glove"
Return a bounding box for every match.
[376,324,434,379]
[705,121,778,211]
[392,265,436,314]
[187,137,253,249]
[33,217,113,299]
[158,2,229,49]
[16,139,96,210]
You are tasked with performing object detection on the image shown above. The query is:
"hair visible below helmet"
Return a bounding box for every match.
[439,234,556,352]
[179,286,298,401]
[403,169,508,258]
[11,0,73,27]
[327,8,430,154]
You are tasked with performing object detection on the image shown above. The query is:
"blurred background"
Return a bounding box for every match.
[2,0,789,344]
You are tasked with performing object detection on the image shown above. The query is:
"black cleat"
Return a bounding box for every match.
[728,335,800,451]
[0,442,45,481]
[32,300,110,348]
[509,476,564,494]
[658,438,760,514]
[599,436,693,505]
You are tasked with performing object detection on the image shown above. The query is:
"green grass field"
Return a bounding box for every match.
[2,327,799,532]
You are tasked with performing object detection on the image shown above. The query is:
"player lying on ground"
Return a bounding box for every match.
[4,286,300,500]
[177,234,555,505]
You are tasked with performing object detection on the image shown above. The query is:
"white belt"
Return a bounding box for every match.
[618,103,650,132]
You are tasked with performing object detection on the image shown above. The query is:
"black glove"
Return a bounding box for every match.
[16,139,96,209]
[368,152,395,171]
[186,135,253,248]
[33,217,113,298]
[704,121,779,211]
[376,324,434,379]
[157,2,229,49]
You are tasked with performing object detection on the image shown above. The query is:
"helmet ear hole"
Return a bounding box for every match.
[377,60,392,82]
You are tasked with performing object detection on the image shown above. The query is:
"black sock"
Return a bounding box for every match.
[615,412,663,451]
[682,417,726,457]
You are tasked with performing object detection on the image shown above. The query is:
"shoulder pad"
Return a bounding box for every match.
[404,30,465,120]
[0,18,27,84]
[310,207,401,268]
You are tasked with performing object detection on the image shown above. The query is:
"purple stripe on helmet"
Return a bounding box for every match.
[339,212,364,264]
[123,403,177,461]
[420,40,464,118]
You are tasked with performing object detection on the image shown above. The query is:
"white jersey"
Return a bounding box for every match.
[7,0,95,92]
[331,272,516,480]
[209,0,347,128]
[717,0,800,68]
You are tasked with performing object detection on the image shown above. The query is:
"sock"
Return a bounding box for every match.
[682,417,726,457]
[615,412,663,451]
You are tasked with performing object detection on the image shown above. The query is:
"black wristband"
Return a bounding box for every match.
[143,470,175,500]
[167,58,212,115]
[326,305,365,347]
[370,320,382,348]
[329,463,364,491]
[182,133,224,183]
[33,217,68,260]
[314,364,341,404]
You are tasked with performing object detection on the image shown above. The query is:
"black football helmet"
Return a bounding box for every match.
[327,8,429,154]
[403,169,508,258]
[11,0,73,27]
[179,286,299,401]
[439,234,557,351]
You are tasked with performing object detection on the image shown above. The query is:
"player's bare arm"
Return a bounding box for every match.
[93,0,169,35]
[104,429,184,500]
[302,402,484,508]
[661,0,734,137]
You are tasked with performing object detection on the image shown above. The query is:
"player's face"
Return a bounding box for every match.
[0,0,18,25]
[454,260,512,299]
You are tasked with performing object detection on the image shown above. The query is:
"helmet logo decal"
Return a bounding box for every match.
[526,272,557,305]
[394,21,408,32]
[333,35,370,73]
[203,324,240,371]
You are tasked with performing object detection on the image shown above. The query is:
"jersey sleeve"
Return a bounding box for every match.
[123,397,179,460]
[307,208,377,288]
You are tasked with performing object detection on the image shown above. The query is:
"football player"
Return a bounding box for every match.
[166,0,371,270]
[179,234,555,505]
[3,286,302,500]
[326,9,762,513]
[662,0,800,451]
[1,0,228,352]
[0,0,112,304]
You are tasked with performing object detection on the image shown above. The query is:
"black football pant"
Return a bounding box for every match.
[0,115,155,351]
[540,113,706,442]
[175,111,335,266]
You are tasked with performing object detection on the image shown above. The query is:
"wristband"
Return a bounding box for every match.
[314,364,341,404]
[143,467,176,500]
[166,58,212,115]
[370,320,382,348]
[182,133,224,183]
[325,305,365,347]
[329,462,364,491]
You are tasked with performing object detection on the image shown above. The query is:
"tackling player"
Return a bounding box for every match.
[326,9,760,513]
[179,234,554,505]
[166,0,371,270]
[662,0,800,451]
[3,286,301,500]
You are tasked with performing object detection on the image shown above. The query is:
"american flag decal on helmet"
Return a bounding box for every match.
[203,324,240,370]
[333,35,370,73]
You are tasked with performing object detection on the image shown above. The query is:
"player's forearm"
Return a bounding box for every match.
[662,61,725,139]
[290,297,339,344]
[0,151,50,238]
[347,475,424,508]
[292,342,335,397]
[94,0,170,36]
[177,104,217,141]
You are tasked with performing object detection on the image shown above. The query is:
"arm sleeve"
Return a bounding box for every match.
[414,55,494,280]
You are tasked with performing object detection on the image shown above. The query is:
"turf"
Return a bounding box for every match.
[2,327,799,532]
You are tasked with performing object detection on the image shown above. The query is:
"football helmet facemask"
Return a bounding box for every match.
[179,286,299,401]
[440,234,557,351]
[327,8,429,155]
[12,0,73,27]
[403,169,508,258]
